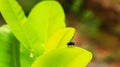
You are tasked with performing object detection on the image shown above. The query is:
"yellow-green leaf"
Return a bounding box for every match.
[32,47,92,67]
[25,1,65,55]
[44,28,75,54]
[0,0,31,50]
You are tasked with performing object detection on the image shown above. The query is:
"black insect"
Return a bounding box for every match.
[67,42,75,47]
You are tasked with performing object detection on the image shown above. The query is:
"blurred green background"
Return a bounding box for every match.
[0,0,120,67]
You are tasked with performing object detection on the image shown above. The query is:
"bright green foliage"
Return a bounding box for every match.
[32,47,92,67]
[27,1,65,43]
[45,28,75,54]
[32,27,92,67]
[0,0,31,50]
[0,0,92,67]
[0,25,20,67]
[25,1,65,55]
[0,0,66,56]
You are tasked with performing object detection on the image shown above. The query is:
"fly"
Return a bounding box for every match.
[67,42,75,47]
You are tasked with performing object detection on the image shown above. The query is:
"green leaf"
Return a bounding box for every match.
[25,1,65,55]
[0,0,31,50]
[0,25,35,67]
[20,45,35,67]
[32,47,92,67]
[0,25,20,67]
[27,1,65,43]
[44,28,75,54]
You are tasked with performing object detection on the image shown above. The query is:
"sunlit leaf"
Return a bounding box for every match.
[0,0,31,50]
[0,25,20,67]
[44,28,75,54]
[27,1,65,43]
[32,47,92,67]
[25,1,65,56]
